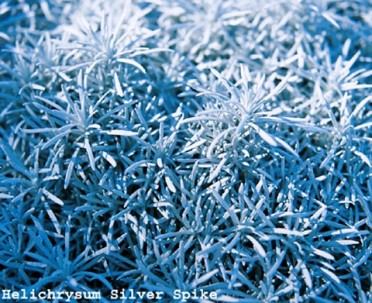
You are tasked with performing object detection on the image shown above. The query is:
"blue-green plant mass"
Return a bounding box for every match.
[0,0,371,302]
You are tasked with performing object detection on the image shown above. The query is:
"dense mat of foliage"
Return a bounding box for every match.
[0,0,371,302]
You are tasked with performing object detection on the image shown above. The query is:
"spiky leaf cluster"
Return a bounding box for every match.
[1,0,371,302]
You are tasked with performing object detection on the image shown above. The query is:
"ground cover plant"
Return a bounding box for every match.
[0,0,371,302]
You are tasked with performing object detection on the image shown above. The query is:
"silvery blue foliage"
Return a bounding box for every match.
[0,0,371,302]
